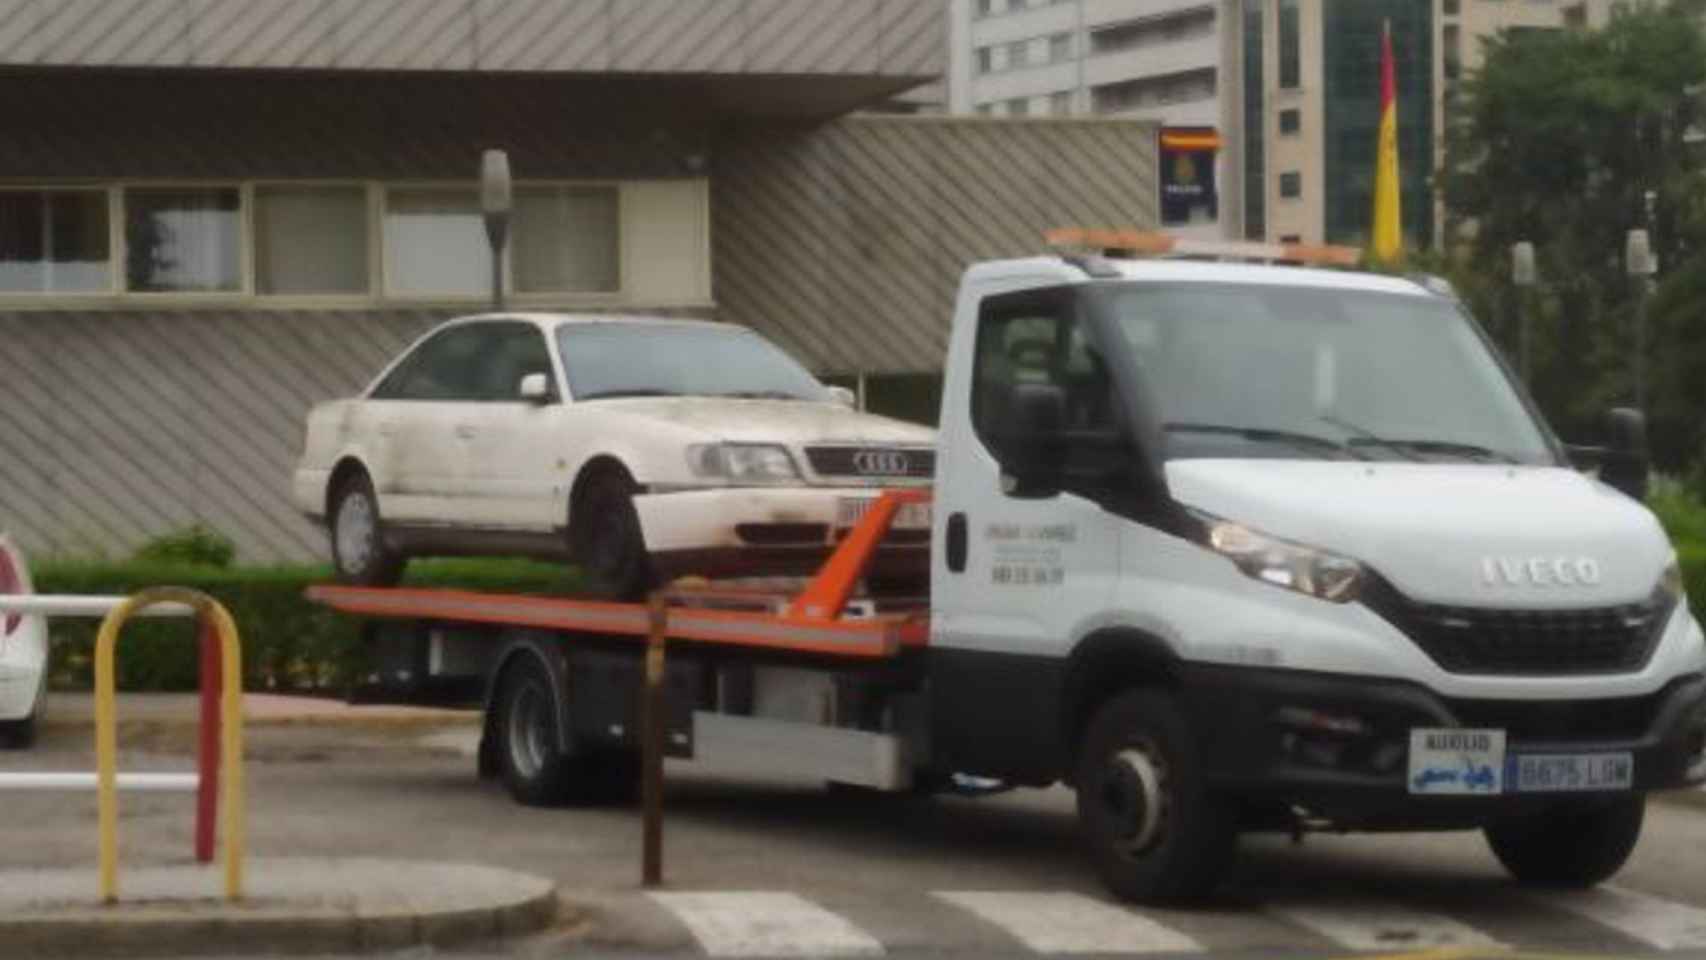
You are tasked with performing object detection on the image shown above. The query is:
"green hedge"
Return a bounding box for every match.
[39,560,585,694]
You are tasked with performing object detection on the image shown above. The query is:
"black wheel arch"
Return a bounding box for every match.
[1060,627,1183,781]
[567,455,644,531]
[326,456,372,518]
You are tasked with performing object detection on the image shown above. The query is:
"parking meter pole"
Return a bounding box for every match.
[195,616,222,864]
[642,592,667,888]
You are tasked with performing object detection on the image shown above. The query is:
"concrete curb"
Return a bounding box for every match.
[0,859,560,957]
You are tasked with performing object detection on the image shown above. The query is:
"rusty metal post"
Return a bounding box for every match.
[642,590,668,887]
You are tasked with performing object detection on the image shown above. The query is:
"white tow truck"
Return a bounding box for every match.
[309,231,1706,902]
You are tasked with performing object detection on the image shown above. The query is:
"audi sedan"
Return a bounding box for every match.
[293,314,936,597]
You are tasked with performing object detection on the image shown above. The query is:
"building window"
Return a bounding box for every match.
[1050,91,1073,114]
[1279,0,1301,89]
[1279,108,1301,135]
[1090,6,1216,56]
[1008,97,1030,116]
[976,102,995,115]
[1008,40,1029,69]
[125,187,241,293]
[0,189,110,293]
[976,46,993,74]
[254,185,368,295]
[1091,67,1217,113]
[1443,24,1461,79]
[1279,171,1302,198]
[383,188,488,297]
[512,186,619,294]
[975,0,994,19]
[1243,0,1265,240]
[1444,0,1459,13]
[1049,32,1072,63]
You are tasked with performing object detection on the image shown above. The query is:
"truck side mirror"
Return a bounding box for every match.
[1600,406,1649,502]
[998,382,1067,498]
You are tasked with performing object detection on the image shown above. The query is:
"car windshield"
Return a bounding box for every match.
[555,323,830,402]
[1104,282,1555,465]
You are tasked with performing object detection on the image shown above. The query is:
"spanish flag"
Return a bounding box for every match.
[1371,19,1402,263]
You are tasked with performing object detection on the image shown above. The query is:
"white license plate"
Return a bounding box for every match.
[1512,752,1633,793]
[1408,728,1506,795]
[836,497,932,530]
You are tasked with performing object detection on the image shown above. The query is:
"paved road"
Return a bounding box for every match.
[6,721,1706,959]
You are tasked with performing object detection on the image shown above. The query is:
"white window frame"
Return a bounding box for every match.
[0,177,641,308]
[0,183,122,300]
[120,181,253,301]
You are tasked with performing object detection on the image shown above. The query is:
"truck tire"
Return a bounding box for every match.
[1076,690,1238,903]
[1484,796,1644,887]
[329,473,406,587]
[495,657,585,806]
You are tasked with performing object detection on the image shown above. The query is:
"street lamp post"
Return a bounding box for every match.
[1511,241,1536,383]
[1626,228,1656,412]
[480,149,513,312]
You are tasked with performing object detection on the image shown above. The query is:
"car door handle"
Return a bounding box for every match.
[946,512,968,573]
[454,424,478,440]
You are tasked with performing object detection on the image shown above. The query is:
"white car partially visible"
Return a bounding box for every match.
[293,314,937,597]
[0,534,47,748]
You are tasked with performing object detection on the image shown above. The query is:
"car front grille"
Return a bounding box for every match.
[1368,587,1672,677]
[805,446,935,480]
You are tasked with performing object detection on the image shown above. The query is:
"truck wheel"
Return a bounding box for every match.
[1485,796,1644,887]
[0,713,36,750]
[329,473,406,587]
[495,657,583,806]
[571,467,653,600]
[1076,690,1237,903]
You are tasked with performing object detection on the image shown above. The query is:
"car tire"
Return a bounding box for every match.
[329,472,406,587]
[0,713,36,750]
[1076,689,1238,903]
[571,466,653,600]
[1484,796,1644,888]
[495,656,584,806]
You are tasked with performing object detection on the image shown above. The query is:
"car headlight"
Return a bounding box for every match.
[686,443,801,484]
[1660,557,1684,602]
[1195,513,1365,603]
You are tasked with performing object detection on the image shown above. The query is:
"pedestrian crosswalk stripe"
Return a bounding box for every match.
[1534,885,1706,950]
[1268,902,1507,952]
[934,891,1202,954]
[649,891,884,957]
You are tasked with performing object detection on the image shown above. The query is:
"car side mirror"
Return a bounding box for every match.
[997,382,1067,499]
[518,372,551,404]
[827,385,857,408]
[1600,406,1649,501]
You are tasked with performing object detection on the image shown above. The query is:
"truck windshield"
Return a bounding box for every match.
[1105,283,1555,465]
[557,323,830,402]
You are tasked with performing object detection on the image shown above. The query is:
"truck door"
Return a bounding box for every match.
[930,284,1125,782]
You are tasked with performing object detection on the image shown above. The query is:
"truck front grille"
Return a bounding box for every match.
[1370,589,1672,677]
[805,446,935,480]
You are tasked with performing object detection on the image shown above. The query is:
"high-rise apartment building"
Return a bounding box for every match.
[948,0,1241,236]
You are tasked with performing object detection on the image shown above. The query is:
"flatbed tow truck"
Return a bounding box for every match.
[308,232,1706,903]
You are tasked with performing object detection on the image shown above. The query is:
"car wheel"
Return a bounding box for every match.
[329,472,406,587]
[0,713,36,750]
[1076,689,1238,903]
[1485,796,1644,888]
[571,467,653,600]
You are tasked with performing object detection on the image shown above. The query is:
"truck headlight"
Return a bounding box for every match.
[686,443,801,484]
[1196,513,1365,603]
[1660,558,1684,603]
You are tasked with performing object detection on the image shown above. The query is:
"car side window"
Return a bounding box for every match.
[972,289,1128,498]
[370,325,492,402]
[478,325,555,402]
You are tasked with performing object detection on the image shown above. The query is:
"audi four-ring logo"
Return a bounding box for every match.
[852,450,911,475]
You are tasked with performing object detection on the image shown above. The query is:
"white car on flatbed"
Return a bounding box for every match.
[293,314,935,596]
[0,534,46,748]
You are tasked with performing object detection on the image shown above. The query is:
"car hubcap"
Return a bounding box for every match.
[335,492,376,572]
[508,684,551,780]
[1102,744,1167,857]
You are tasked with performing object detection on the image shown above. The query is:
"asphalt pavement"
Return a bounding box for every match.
[6,698,1706,959]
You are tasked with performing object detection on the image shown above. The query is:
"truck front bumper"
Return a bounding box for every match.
[1182,663,1706,829]
[633,487,931,581]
